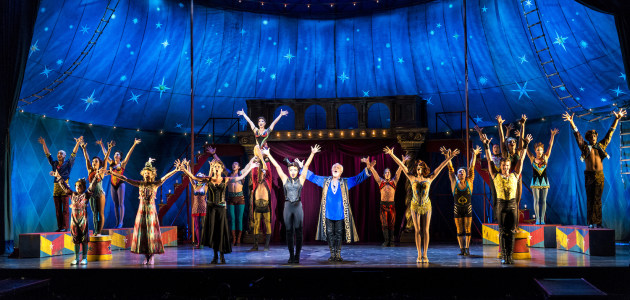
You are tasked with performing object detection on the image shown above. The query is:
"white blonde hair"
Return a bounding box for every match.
[331,163,343,173]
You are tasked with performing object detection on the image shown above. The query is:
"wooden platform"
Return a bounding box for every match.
[19,226,178,258]
[556,225,615,256]
[482,223,557,248]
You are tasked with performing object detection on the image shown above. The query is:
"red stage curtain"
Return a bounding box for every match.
[265,139,405,243]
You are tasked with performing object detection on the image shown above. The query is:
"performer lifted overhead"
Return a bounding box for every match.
[109,158,181,265]
[525,129,558,225]
[563,108,626,228]
[481,132,532,264]
[263,144,320,264]
[236,108,288,172]
[442,145,481,256]
[97,138,141,228]
[384,146,458,263]
[367,158,403,247]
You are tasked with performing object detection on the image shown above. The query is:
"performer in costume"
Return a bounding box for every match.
[236,108,288,172]
[563,109,626,228]
[249,157,274,251]
[481,133,531,264]
[263,144,321,264]
[367,160,402,247]
[38,136,83,232]
[474,126,502,222]
[180,158,257,263]
[80,140,113,236]
[109,158,181,265]
[191,172,207,247]
[97,138,140,228]
[497,115,527,208]
[304,158,371,262]
[385,146,458,263]
[525,129,558,224]
[53,170,99,265]
[442,145,481,256]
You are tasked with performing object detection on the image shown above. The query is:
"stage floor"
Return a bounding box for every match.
[2,243,630,299]
[2,243,628,269]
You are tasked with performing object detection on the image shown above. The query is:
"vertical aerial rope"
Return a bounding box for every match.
[189,0,195,242]
[464,0,470,167]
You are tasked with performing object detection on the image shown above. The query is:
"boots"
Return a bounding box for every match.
[464,248,470,256]
[335,247,343,262]
[388,230,395,247]
[263,234,271,251]
[294,228,303,264]
[231,230,236,246]
[220,252,226,264]
[287,230,295,264]
[328,245,335,262]
[250,234,259,251]
[382,230,389,247]
[211,250,219,264]
[236,230,242,246]
[458,248,465,256]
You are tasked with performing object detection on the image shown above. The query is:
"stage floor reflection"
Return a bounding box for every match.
[3,243,628,269]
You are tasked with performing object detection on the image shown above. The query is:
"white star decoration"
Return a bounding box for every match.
[260,66,266,72]
[156,22,162,29]
[133,18,138,24]
[362,90,370,97]
[284,49,295,63]
[436,23,442,28]
[453,33,460,40]
[54,104,64,111]
[611,86,625,97]
[240,28,247,35]
[81,90,99,111]
[397,58,404,64]
[479,76,488,85]
[525,0,533,7]
[425,96,433,105]
[337,72,349,83]
[511,81,534,100]
[161,40,170,48]
[270,74,276,80]
[474,115,483,123]
[175,123,182,128]
[553,31,568,51]
[205,58,213,65]
[482,6,488,12]
[56,59,63,65]
[579,87,585,92]
[80,25,90,34]
[518,55,528,64]
[29,40,39,57]
[620,72,627,81]
[128,92,141,103]
[153,77,171,98]
[40,66,52,77]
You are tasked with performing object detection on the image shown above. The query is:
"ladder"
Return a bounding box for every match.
[19,0,121,106]
[518,0,600,122]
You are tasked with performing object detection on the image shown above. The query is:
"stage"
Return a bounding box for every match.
[2,243,629,299]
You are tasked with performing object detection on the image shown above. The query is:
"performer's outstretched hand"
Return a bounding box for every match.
[207,146,216,155]
[261,148,270,156]
[402,154,411,163]
[551,128,559,136]
[613,108,627,119]
[96,139,103,146]
[562,111,574,123]
[496,115,505,124]
[279,109,289,117]
[360,157,370,164]
[505,123,514,133]
[311,144,321,154]
[38,137,45,145]
[474,125,483,136]
[473,145,482,156]
[520,114,527,123]
[294,158,304,169]
[451,149,461,157]
[525,134,533,144]
[236,109,245,116]
[383,146,394,155]
[107,140,115,149]
[134,138,141,145]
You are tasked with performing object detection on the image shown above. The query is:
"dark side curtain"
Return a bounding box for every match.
[0,0,40,254]
[266,139,404,243]
[576,0,630,89]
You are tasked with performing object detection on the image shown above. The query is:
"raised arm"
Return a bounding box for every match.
[515,134,533,178]
[383,146,410,179]
[518,115,527,149]
[177,159,205,183]
[504,123,514,141]
[469,145,481,182]
[496,115,506,155]
[545,128,559,159]
[102,141,114,171]
[346,157,372,189]
[482,135,496,179]
[236,109,256,131]
[96,139,112,165]
[38,137,51,156]
[262,148,287,182]
[563,111,585,149]
[268,109,288,132]
[121,138,141,168]
[108,171,142,187]
[299,144,321,184]
[80,141,93,173]
[429,149,459,181]
[601,109,627,149]
[441,146,456,186]
[392,163,404,185]
[368,161,382,185]
[233,158,259,182]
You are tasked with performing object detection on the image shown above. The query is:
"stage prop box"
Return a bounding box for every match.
[483,223,557,248]
[556,225,615,256]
